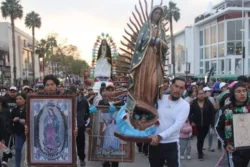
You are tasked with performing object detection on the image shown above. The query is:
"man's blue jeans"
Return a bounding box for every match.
[15,135,26,167]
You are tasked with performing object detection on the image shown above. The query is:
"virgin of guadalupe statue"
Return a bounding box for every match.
[126,6,168,130]
[94,40,112,78]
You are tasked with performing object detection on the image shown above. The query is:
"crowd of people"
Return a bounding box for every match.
[0,74,127,167]
[0,74,250,167]
[134,75,250,167]
[0,75,91,167]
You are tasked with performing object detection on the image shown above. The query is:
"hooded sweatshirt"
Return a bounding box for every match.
[179,120,192,139]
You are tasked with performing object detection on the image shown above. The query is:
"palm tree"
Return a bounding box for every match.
[164,1,180,77]
[35,39,47,78]
[25,11,41,84]
[1,0,23,85]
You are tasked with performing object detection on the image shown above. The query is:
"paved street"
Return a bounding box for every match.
[3,134,236,167]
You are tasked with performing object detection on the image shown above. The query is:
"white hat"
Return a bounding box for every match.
[203,87,211,92]
[9,86,17,91]
[87,86,93,90]
[191,82,196,86]
[23,85,30,90]
[106,83,115,89]
[219,82,227,90]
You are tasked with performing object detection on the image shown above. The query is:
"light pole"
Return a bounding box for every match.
[0,66,4,96]
[242,0,245,75]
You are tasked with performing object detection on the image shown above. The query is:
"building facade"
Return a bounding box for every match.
[168,26,194,78]
[0,22,41,86]
[168,0,250,79]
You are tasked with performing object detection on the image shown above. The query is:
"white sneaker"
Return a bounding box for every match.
[180,155,185,160]
[80,160,85,167]
[187,155,191,160]
[2,161,7,167]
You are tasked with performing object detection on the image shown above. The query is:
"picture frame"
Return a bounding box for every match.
[27,95,76,166]
[88,105,134,162]
[233,113,250,150]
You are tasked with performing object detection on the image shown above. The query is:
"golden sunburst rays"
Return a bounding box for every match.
[117,0,169,78]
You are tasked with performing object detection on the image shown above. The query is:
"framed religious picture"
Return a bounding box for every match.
[27,95,76,166]
[233,113,250,150]
[88,105,134,162]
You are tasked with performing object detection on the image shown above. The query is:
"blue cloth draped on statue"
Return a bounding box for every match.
[116,104,157,137]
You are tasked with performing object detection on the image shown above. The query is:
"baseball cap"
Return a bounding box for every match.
[106,84,115,89]
[219,82,228,90]
[87,86,93,90]
[9,86,17,91]
[203,87,211,92]
[23,85,30,90]
[228,81,238,89]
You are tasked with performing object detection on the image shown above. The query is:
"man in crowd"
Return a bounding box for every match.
[1,86,18,166]
[25,75,78,160]
[85,87,95,105]
[237,75,248,86]
[216,82,250,167]
[216,82,229,109]
[36,85,45,95]
[237,75,250,96]
[213,78,221,93]
[59,86,65,95]
[149,77,190,167]
[69,86,90,167]
[22,86,30,94]
[27,88,35,96]
[93,82,106,105]
[43,75,60,95]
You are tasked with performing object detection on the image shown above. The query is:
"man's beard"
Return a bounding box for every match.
[170,94,180,101]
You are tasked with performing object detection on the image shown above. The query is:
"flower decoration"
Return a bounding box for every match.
[224,105,250,147]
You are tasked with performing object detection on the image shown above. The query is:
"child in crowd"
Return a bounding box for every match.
[179,118,193,160]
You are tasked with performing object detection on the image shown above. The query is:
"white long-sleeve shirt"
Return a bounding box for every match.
[154,95,190,143]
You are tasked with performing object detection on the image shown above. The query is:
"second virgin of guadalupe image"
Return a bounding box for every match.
[102,112,120,153]
[126,6,168,130]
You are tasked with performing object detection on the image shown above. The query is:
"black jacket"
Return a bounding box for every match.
[85,94,94,105]
[11,106,26,136]
[0,107,12,140]
[1,95,16,111]
[215,104,231,148]
[189,98,216,127]
[76,96,90,128]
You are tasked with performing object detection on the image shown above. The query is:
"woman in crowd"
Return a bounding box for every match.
[185,89,197,104]
[11,93,27,167]
[203,86,217,152]
[189,89,216,161]
[97,84,123,167]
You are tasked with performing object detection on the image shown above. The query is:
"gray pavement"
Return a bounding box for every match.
[3,135,250,167]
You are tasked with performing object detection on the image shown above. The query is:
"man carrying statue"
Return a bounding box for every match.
[115,5,190,167]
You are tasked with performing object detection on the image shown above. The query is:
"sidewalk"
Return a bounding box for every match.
[3,135,250,167]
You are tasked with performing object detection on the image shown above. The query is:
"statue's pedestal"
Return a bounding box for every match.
[114,132,152,143]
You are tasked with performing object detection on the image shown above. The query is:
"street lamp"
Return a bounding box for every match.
[242,0,245,75]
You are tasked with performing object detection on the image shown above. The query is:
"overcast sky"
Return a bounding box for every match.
[0,0,222,64]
